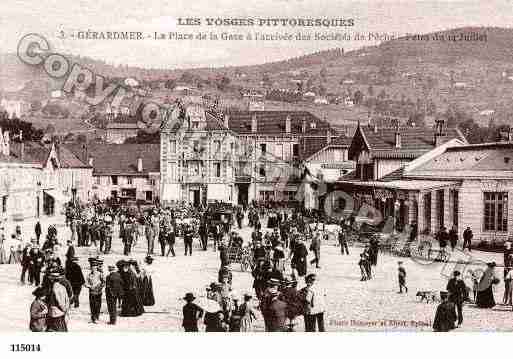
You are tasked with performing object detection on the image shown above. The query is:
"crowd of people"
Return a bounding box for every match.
[1,198,513,333]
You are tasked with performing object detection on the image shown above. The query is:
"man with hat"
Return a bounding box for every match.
[65,256,85,308]
[261,278,287,332]
[183,223,194,256]
[29,244,45,286]
[433,291,457,332]
[106,264,124,325]
[300,273,326,332]
[46,269,70,332]
[85,259,105,323]
[446,270,467,327]
[20,242,33,285]
[182,292,204,332]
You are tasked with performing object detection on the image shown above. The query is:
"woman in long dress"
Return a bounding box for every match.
[0,234,7,264]
[119,261,145,317]
[141,256,155,306]
[239,294,257,332]
[476,262,500,308]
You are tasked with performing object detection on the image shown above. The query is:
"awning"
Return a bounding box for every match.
[336,179,459,191]
[43,189,71,203]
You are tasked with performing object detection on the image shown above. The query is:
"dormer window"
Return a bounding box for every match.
[310,122,317,129]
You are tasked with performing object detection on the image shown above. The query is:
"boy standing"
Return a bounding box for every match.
[398,261,407,293]
[182,292,204,332]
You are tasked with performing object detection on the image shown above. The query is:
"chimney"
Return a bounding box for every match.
[137,157,143,172]
[301,117,307,133]
[223,114,230,129]
[251,114,257,133]
[285,116,291,133]
[88,157,94,167]
[394,129,401,148]
[327,130,332,144]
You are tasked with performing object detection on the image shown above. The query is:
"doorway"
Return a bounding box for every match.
[237,184,249,206]
[190,189,200,207]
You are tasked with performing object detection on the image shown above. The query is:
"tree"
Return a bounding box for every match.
[76,134,87,143]
[215,76,231,91]
[180,71,194,83]
[320,67,328,80]
[164,79,176,90]
[45,124,56,135]
[353,90,364,105]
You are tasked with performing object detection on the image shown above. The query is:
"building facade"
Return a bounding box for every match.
[160,101,336,206]
[68,143,160,203]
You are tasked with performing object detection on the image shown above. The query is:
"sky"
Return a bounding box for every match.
[1,0,513,69]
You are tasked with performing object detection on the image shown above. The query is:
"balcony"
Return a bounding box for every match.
[235,175,252,183]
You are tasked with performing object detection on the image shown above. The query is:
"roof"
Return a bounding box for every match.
[67,143,160,175]
[56,145,91,168]
[10,142,51,166]
[302,134,352,161]
[406,142,513,179]
[227,111,331,135]
[349,124,467,160]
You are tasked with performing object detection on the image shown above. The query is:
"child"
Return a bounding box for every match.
[358,253,368,281]
[182,292,204,332]
[398,261,407,293]
[29,287,48,332]
[468,269,480,303]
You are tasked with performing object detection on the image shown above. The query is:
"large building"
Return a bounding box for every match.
[0,129,93,231]
[329,121,467,230]
[160,101,337,206]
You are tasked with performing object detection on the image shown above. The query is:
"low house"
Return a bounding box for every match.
[68,143,160,203]
[105,121,139,144]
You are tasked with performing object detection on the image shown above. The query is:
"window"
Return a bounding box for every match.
[95,177,101,185]
[193,140,200,152]
[484,192,508,232]
[214,140,221,154]
[2,195,7,213]
[150,179,156,186]
[111,176,118,185]
[276,143,283,159]
[127,177,133,185]
[292,143,299,158]
[170,140,176,153]
[259,165,266,177]
[424,192,431,233]
[214,162,221,177]
[145,191,153,202]
[260,143,267,154]
[452,190,459,229]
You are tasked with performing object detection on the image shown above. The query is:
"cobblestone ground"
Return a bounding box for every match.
[0,218,512,332]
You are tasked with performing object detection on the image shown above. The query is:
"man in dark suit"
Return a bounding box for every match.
[105,265,124,325]
[65,256,85,308]
[446,270,467,327]
[462,226,473,252]
[34,221,42,245]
